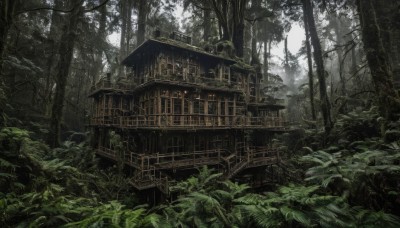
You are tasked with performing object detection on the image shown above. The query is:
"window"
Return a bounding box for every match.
[208,93,217,115]
[193,94,204,114]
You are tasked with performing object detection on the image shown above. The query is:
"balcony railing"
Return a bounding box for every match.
[97,146,226,170]
[90,78,137,92]
[91,76,243,93]
[96,145,280,192]
[89,114,285,129]
[97,146,279,170]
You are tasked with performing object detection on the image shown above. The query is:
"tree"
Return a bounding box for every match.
[136,0,148,46]
[302,2,316,121]
[208,0,230,41]
[302,0,333,133]
[43,1,68,116]
[0,0,19,62]
[231,0,248,58]
[206,0,248,57]
[356,0,400,122]
[47,0,84,148]
[181,0,215,44]
[0,0,20,113]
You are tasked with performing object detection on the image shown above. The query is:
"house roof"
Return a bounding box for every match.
[121,38,237,66]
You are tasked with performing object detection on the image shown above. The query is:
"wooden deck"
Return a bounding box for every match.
[96,146,280,195]
[89,114,286,130]
[89,77,243,97]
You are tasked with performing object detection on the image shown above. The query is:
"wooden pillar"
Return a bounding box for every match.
[217,97,221,126]
[225,97,229,125]
[218,64,223,81]
[181,91,184,125]
[189,94,193,125]
[169,92,173,125]
[157,54,161,77]
[157,89,161,126]
[228,66,231,83]
[233,94,237,121]
[108,95,112,116]
[204,93,209,126]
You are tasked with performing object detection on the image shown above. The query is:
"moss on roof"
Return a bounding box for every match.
[122,37,237,66]
[231,58,255,72]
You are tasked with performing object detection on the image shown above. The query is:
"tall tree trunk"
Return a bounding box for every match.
[126,0,133,52]
[250,0,261,65]
[136,0,147,46]
[372,0,400,89]
[250,22,258,65]
[231,0,247,58]
[0,0,18,76]
[0,0,18,127]
[203,8,211,41]
[209,0,230,41]
[303,5,316,121]
[92,2,107,85]
[44,0,66,116]
[303,0,333,133]
[263,40,269,80]
[284,36,295,90]
[119,0,128,59]
[47,0,83,148]
[350,34,360,87]
[331,13,347,113]
[356,0,400,121]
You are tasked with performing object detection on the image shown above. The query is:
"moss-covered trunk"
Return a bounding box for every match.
[303,0,332,132]
[302,4,316,122]
[47,0,83,148]
[356,0,400,121]
[0,0,18,76]
[137,0,147,46]
[203,8,211,42]
[231,0,247,58]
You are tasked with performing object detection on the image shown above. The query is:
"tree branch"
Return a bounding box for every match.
[15,0,109,16]
[83,0,110,12]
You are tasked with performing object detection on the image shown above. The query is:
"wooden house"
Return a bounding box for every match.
[88,31,287,196]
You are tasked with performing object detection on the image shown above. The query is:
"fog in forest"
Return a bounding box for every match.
[1,0,400,227]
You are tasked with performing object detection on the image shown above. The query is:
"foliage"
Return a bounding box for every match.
[161,166,396,228]
[64,201,163,228]
[302,142,400,213]
[235,184,353,227]
[1,126,399,227]
[0,128,139,227]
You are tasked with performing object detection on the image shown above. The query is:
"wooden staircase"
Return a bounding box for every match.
[224,159,248,179]
[127,146,279,195]
[130,169,176,196]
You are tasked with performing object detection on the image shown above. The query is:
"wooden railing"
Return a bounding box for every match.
[97,146,225,170]
[91,78,136,92]
[90,114,285,129]
[91,76,243,93]
[96,145,280,194]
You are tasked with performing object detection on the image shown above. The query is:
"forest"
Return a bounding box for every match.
[1,0,400,227]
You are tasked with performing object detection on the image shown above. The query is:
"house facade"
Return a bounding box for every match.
[89,31,286,195]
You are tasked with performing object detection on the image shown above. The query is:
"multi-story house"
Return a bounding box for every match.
[88,31,286,196]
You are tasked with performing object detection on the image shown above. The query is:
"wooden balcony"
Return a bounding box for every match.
[89,114,286,130]
[96,145,280,194]
[90,76,243,95]
[97,146,226,171]
[89,78,136,95]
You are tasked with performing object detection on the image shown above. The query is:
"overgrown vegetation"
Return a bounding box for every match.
[1,0,400,227]
[1,109,400,227]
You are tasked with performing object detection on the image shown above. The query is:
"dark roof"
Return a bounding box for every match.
[121,38,236,66]
[132,79,243,94]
